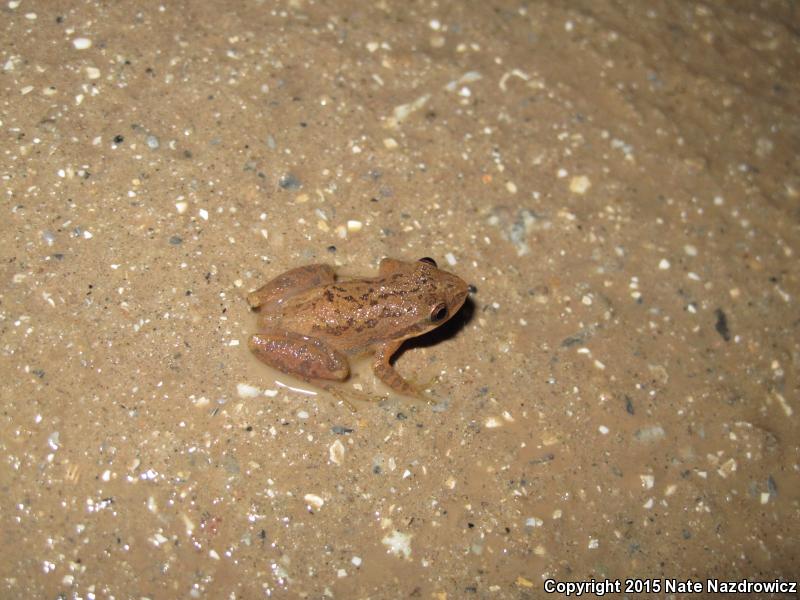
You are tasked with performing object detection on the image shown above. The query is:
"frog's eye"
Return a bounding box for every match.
[418,257,437,268]
[430,302,448,322]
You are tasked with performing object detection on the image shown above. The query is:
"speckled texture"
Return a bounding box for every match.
[2,1,799,598]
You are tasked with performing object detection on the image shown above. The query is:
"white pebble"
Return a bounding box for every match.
[236,383,261,398]
[346,219,362,232]
[684,244,697,256]
[304,493,324,510]
[658,258,670,270]
[445,252,457,266]
[329,439,345,465]
[85,66,101,79]
[351,556,362,567]
[198,208,209,220]
[72,37,92,50]
[598,425,609,435]
[484,416,502,428]
[382,530,412,559]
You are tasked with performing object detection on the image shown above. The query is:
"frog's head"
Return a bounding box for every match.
[379,257,469,340]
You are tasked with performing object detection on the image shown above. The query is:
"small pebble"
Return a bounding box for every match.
[304,493,324,510]
[382,530,412,559]
[329,439,345,465]
[569,175,591,194]
[658,258,670,270]
[236,383,261,398]
[279,174,301,189]
[72,37,92,50]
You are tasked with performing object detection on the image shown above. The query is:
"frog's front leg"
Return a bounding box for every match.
[247,264,335,309]
[249,329,349,381]
[372,340,421,397]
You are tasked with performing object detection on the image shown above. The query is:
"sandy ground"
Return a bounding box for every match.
[2,1,799,598]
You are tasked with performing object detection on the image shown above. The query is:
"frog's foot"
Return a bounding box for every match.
[247,264,335,309]
[323,385,388,412]
[372,341,436,403]
[248,330,349,381]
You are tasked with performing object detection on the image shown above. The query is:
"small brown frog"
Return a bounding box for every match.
[247,257,468,397]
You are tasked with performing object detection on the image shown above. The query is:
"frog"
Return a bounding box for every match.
[246,257,469,398]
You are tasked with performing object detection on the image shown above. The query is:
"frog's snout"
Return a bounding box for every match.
[448,278,470,314]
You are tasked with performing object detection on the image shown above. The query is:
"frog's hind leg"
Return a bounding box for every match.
[249,329,349,381]
[247,264,335,309]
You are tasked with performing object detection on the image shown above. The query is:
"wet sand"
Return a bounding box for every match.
[1,1,798,597]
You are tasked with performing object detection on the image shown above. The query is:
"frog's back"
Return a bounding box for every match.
[268,278,389,351]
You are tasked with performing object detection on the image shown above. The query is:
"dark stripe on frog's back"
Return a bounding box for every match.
[275,280,417,337]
